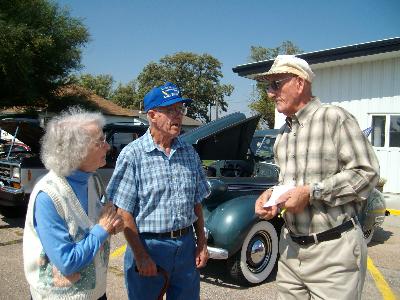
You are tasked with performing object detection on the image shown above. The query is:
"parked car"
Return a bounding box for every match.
[0,117,148,209]
[181,113,282,285]
[250,129,279,162]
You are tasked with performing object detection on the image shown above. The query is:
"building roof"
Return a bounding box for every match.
[1,85,202,127]
[233,37,400,79]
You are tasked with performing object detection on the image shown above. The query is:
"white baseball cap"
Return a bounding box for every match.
[256,55,315,83]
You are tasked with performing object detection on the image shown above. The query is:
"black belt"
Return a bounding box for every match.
[141,225,192,239]
[290,218,356,246]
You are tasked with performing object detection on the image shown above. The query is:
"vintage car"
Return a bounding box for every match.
[181,113,282,285]
[250,129,279,163]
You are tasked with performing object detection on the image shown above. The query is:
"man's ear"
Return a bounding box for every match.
[296,77,306,92]
[147,110,157,122]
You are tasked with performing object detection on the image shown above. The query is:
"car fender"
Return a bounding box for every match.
[205,194,260,256]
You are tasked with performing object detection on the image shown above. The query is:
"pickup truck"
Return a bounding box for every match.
[0,117,148,209]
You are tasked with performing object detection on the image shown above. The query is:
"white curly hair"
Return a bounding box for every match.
[40,106,106,176]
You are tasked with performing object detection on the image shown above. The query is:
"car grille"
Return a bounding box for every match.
[0,163,12,179]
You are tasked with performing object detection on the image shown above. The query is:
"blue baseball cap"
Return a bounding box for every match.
[144,82,192,112]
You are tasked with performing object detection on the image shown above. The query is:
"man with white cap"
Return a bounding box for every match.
[255,55,379,299]
[107,82,210,299]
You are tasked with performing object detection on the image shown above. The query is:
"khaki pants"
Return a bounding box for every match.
[277,225,367,300]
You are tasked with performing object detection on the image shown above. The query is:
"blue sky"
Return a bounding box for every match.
[56,0,400,117]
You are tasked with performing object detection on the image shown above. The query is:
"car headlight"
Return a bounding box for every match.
[11,167,20,179]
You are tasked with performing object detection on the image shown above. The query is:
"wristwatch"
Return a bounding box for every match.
[310,183,322,201]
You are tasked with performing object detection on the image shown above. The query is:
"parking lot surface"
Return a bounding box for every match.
[0,205,399,300]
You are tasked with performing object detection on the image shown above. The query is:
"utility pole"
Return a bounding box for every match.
[215,99,219,120]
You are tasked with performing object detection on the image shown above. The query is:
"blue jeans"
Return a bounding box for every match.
[124,231,199,300]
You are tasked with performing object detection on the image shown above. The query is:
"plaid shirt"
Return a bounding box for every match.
[274,98,380,235]
[107,129,210,233]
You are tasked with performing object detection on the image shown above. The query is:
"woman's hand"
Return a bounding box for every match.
[98,203,122,234]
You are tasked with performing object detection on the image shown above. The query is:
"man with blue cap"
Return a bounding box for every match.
[107,82,210,299]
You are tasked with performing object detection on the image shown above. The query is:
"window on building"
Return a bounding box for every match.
[390,115,400,147]
[371,114,400,148]
[371,116,385,147]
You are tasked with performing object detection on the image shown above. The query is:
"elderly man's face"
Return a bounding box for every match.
[150,102,185,139]
[79,123,110,172]
[266,74,303,117]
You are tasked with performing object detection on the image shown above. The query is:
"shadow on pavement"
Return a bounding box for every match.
[0,205,26,228]
[368,227,393,246]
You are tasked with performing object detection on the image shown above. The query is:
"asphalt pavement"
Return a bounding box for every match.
[0,202,399,300]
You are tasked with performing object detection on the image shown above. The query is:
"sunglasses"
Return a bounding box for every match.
[267,77,294,91]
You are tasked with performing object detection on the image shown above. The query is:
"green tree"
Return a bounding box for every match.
[248,41,301,128]
[0,0,89,107]
[71,73,114,99]
[136,52,233,122]
[111,80,139,109]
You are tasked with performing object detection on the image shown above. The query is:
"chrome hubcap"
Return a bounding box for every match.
[246,231,272,273]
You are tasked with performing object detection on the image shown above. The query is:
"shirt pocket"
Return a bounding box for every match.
[176,168,197,200]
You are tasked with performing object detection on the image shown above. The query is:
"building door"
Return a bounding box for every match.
[371,114,400,193]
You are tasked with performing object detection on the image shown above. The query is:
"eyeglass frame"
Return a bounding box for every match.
[152,105,188,116]
[93,134,108,148]
[266,76,295,91]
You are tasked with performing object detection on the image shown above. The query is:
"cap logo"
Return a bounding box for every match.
[161,86,179,99]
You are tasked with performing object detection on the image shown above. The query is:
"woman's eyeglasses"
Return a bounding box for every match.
[93,134,108,148]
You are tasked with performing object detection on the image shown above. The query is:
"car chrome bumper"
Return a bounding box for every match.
[207,246,228,259]
[0,186,28,207]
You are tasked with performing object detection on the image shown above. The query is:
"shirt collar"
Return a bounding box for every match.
[293,97,321,126]
[142,129,184,154]
[67,169,92,184]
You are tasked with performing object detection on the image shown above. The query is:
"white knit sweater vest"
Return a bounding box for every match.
[23,171,109,300]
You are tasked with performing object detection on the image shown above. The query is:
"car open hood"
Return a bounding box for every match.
[181,112,261,160]
[0,118,44,154]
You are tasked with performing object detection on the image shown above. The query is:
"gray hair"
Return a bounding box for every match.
[40,106,106,176]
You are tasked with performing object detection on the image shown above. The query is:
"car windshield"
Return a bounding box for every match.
[250,136,276,160]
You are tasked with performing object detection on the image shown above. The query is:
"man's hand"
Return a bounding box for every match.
[136,254,158,276]
[279,185,310,214]
[193,203,208,268]
[195,240,208,268]
[116,208,157,276]
[255,189,278,220]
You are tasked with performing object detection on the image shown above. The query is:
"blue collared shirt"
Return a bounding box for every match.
[107,129,210,233]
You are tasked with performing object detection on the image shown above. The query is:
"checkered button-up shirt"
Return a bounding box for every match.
[106,129,210,233]
[274,98,380,235]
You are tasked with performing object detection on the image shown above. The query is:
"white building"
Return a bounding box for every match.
[233,38,400,193]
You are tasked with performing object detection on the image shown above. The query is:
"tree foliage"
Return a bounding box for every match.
[248,41,301,128]
[111,80,139,109]
[70,73,114,99]
[136,52,233,122]
[0,0,89,107]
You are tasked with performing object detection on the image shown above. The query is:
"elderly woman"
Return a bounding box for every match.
[23,107,122,300]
